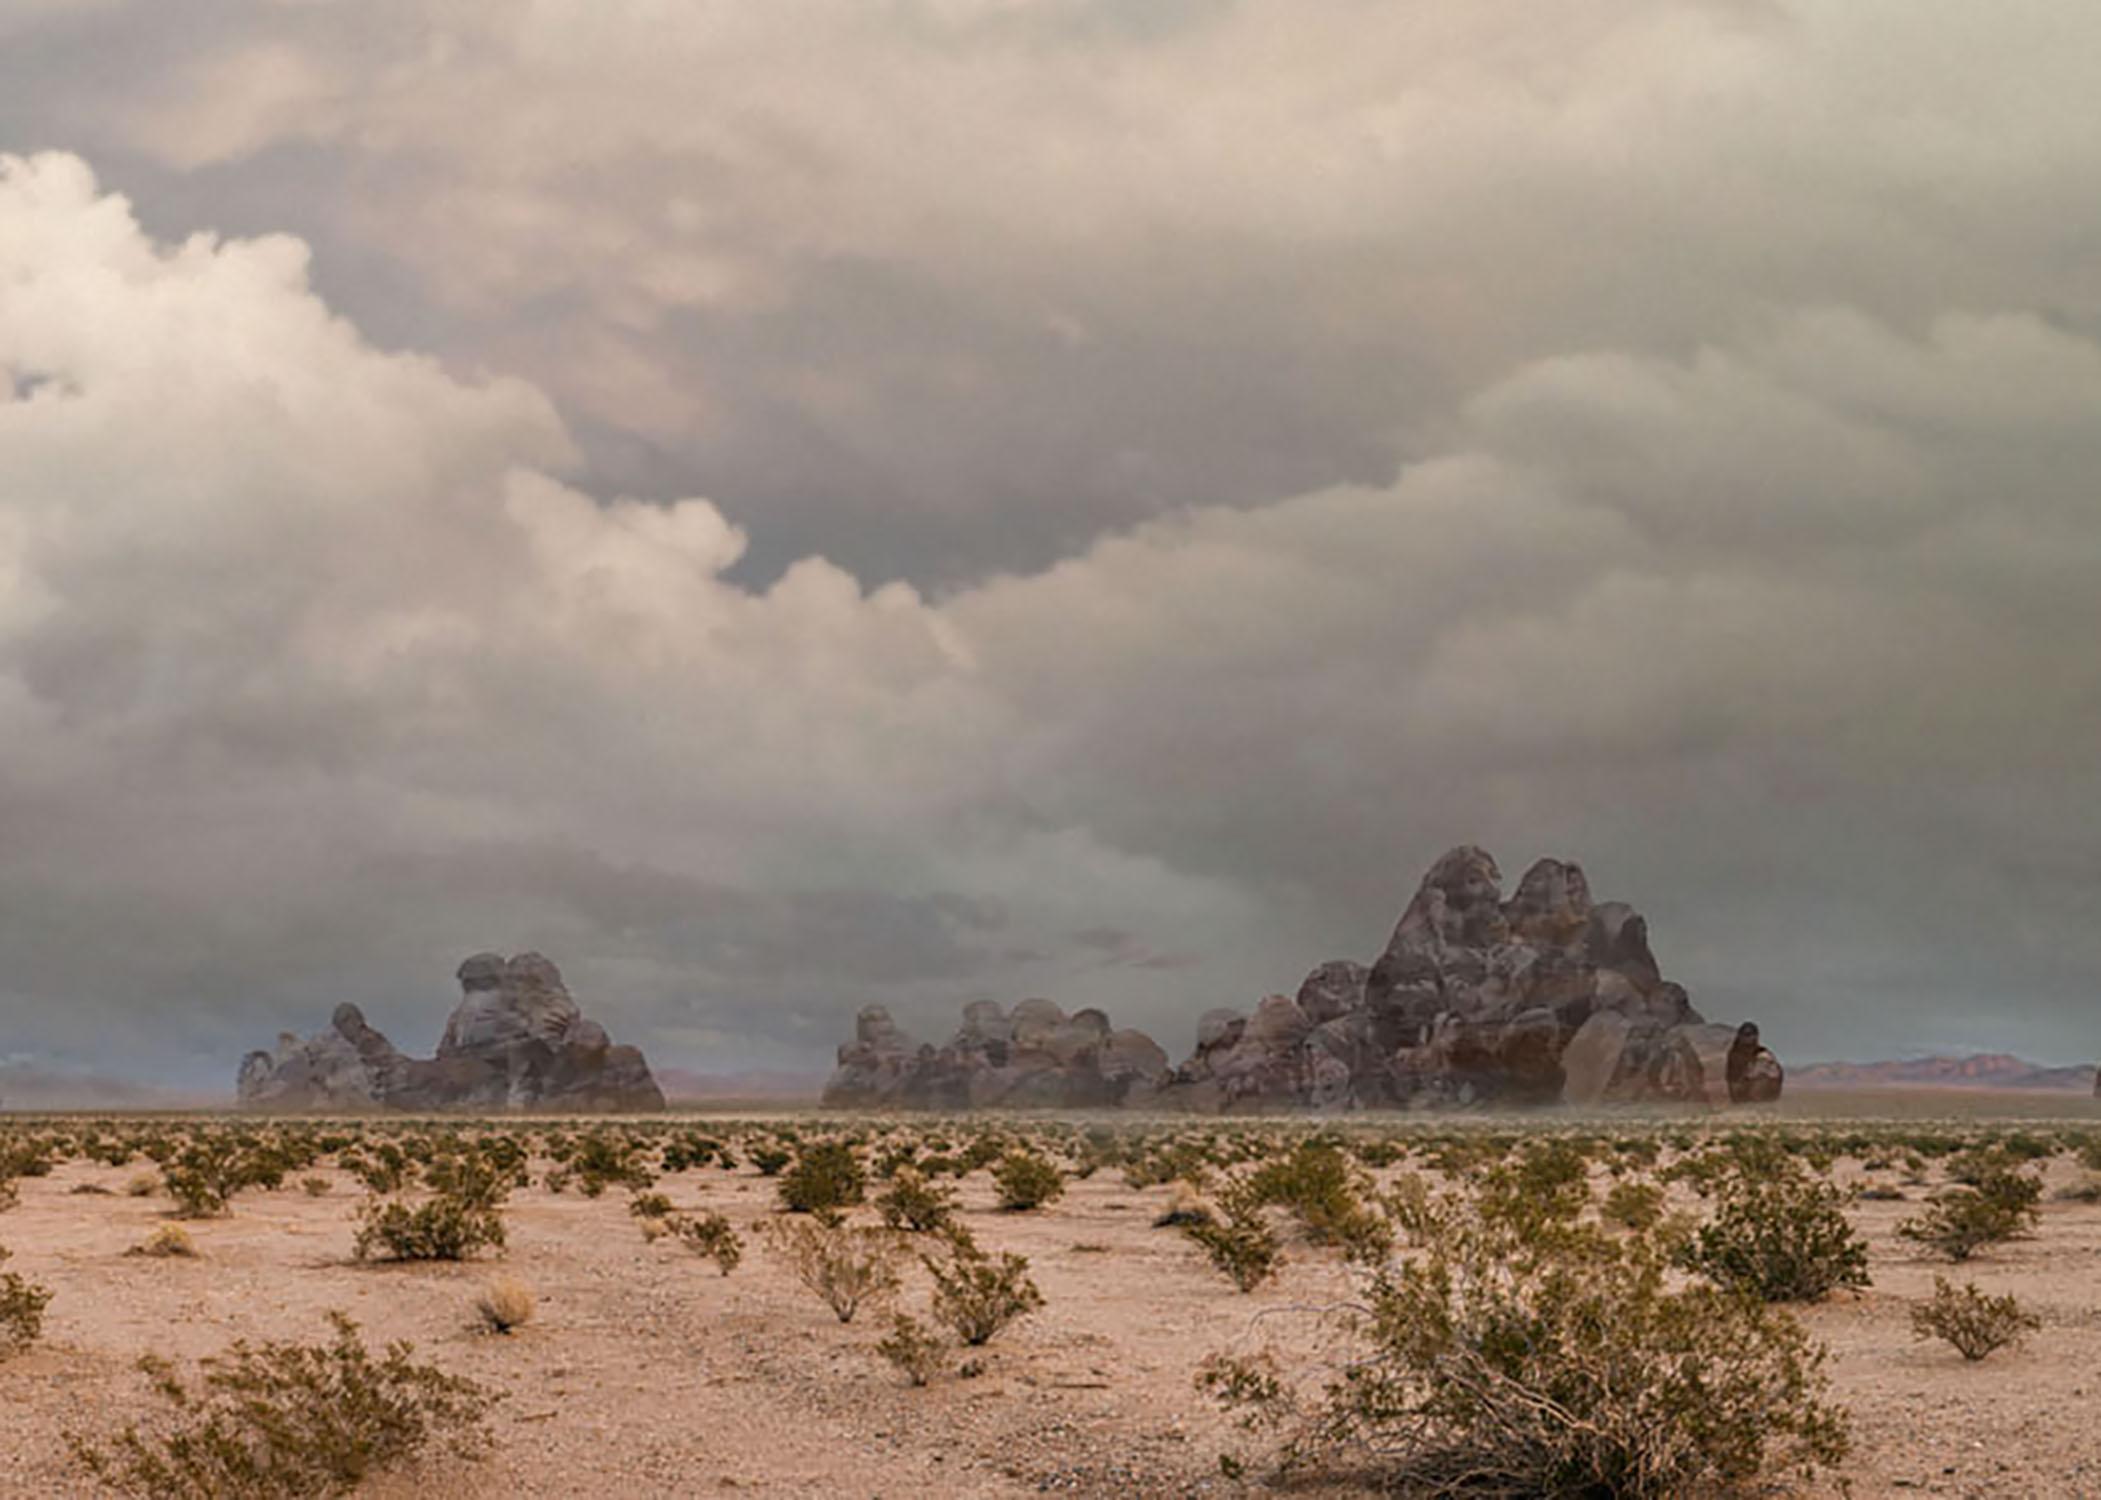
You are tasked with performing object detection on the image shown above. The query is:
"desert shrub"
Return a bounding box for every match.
[924,1231,1043,1346]
[130,1225,200,1260]
[768,1219,901,1323]
[1153,1183,1215,1229]
[473,1277,536,1335]
[1898,1169,2042,1262]
[127,1173,159,1198]
[161,1138,279,1218]
[1601,1180,1666,1231]
[1200,1199,1847,1496]
[1184,1188,1283,1293]
[1244,1141,1388,1258]
[1679,1159,1869,1303]
[993,1152,1065,1212]
[568,1134,654,1198]
[345,1143,413,1195]
[1910,1276,2037,1362]
[1477,1138,1593,1231]
[875,1168,959,1233]
[71,1312,492,1497]
[876,1313,949,1386]
[0,1245,51,1356]
[2053,1174,2101,1204]
[749,1144,793,1177]
[300,1177,331,1198]
[628,1191,676,1221]
[354,1195,505,1263]
[778,1142,866,1222]
[668,1211,744,1275]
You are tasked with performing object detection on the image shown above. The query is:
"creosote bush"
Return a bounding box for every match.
[1201,1183,1848,1498]
[668,1210,744,1275]
[354,1194,506,1263]
[875,1167,959,1233]
[992,1151,1065,1212]
[1678,1153,1870,1303]
[924,1229,1043,1346]
[876,1312,949,1386]
[1910,1277,2037,1361]
[70,1312,493,1498]
[1183,1177,1282,1292]
[0,1244,52,1356]
[1899,1168,2043,1261]
[767,1218,901,1323]
[777,1142,867,1223]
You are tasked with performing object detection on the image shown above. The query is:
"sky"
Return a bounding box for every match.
[2,0,2099,1090]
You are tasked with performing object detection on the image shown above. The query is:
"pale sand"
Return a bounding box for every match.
[2,1133,2098,1498]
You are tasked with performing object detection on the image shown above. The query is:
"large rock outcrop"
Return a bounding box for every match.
[1161,846,1782,1111]
[822,998,1169,1109]
[237,953,665,1112]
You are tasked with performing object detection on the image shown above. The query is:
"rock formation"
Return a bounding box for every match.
[1160,846,1782,1111]
[237,953,664,1112]
[822,998,1169,1109]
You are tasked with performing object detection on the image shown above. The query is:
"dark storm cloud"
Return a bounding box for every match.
[3,2,2101,1084]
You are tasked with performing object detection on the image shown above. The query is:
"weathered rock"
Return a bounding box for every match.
[821,998,1171,1109]
[237,954,664,1112]
[1165,844,1782,1111]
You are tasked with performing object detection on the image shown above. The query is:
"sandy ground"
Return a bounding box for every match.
[3,1128,2100,1499]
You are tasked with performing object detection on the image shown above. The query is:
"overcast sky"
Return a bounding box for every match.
[4,1,2099,1089]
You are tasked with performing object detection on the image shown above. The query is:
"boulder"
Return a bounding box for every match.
[820,998,1170,1109]
[236,954,665,1112]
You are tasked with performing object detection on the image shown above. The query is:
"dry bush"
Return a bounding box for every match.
[1200,1186,1848,1498]
[1910,1277,2038,1362]
[0,1244,51,1356]
[70,1312,492,1498]
[300,1177,331,1198]
[126,1174,159,1198]
[130,1225,199,1259]
[767,1219,901,1323]
[668,1210,744,1275]
[474,1277,536,1335]
[924,1229,1043,1346]
[875,1313,949,1386]
[1152,1183,1214,1229]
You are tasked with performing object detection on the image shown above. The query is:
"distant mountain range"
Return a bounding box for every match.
[1791,1054,2096,1092]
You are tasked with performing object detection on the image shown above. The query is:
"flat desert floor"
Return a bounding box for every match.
[4,1114,2100,1498]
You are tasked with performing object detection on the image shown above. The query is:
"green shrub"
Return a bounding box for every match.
[1679,1161,1870,1303]
[1199,1198,1848,1496]
[1910,1276,2038,1361]
[354,1195,505,1263]
[1601,1180,1666,1231]
[70,1312,492,1497]
[875,1168,959,1233]
[1898,1169,2042,1262]
[1183,1187,1282,1293]
[778,1142,866,1222]
[0,1245,51,1356]
[993,1152,1065,1212]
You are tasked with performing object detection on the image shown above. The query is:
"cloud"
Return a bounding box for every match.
[2,3,2101,1080]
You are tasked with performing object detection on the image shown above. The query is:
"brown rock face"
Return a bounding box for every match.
[237,953,665,1112]
[821,998,1169,1110]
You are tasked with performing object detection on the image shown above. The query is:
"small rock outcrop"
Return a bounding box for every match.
[822,998,1169,1110]
[237,953,664,1112]
[1160,846,1783,1111]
